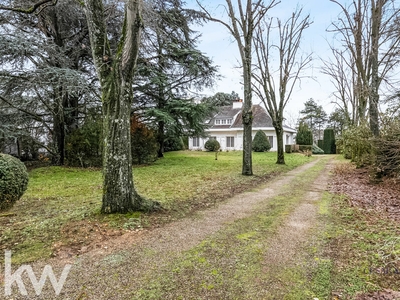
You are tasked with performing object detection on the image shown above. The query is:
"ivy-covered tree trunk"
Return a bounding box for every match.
[84,0,157,213]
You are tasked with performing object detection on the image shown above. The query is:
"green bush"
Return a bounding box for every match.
[131,115,158,165]
[342,123,373,167]
[312,144,324,154]
[317,139,324,150]
[164,136,185,152]
[66,115,103,167]
[285,144,293,153]
[252,130,271,152]
[296,122,313,145]
[323,128,336,154]
[204,139,221,152]
[0,153,29,210]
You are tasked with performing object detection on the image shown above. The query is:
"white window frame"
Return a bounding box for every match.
[226,136,235,148]
[268,136,274,148]
[193,137,200,147]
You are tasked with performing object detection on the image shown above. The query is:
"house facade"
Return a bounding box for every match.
[189,100,296,151]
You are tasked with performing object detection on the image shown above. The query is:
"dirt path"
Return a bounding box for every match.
[7,156,334,300]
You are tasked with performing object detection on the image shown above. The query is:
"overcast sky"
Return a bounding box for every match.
[184,0,345,125]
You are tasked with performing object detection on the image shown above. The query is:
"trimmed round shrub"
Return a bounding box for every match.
[252,130,271,152]
[164,136,185,152]
[204,139,220,152]
[0,153,29,210]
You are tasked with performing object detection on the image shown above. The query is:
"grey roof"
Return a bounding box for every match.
[209,104,273,129]
[207,105,241,129]
[207,104,296,133]
[231,105,273,128]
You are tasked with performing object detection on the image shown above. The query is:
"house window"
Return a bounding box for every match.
[221,119,227,125]
[227,119,232,124]
[268,136,274,148]
[215,119,221,125]
[193,137,200,147]
[226,136,235,148]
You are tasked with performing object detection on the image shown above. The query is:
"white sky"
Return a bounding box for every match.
[185,0,345,125]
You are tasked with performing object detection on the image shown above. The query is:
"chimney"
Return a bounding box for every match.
[232,99,243,109]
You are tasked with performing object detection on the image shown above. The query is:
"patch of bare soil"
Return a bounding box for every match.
[52,220,125,258]
[329,163,400,222]
[355,289,400,300]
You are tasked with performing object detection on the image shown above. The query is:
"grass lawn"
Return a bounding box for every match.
[0,150,313,264]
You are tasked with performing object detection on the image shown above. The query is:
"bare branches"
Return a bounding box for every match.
[195,0,279,174]
[252,7,312,117]
[0,0,58,14]
[251,5,311,164]
[328,0,400,135]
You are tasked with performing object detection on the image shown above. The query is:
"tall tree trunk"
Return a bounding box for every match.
[101,74,141,213]
[157,120,165,158]
[52,100,65,165]
[84,0,158,213]
[241,36,253,176]
[274,120,285,165]
[369,0,382,137]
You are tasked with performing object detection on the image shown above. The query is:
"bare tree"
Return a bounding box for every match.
[328,0,400,136]
[197,0,279,175]
[321,48,357,126]
[252,7,312,164]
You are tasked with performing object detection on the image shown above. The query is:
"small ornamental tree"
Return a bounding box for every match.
[66,115,103,168]
[130,115,158,165]
[323,128,336,154]
[205,139,221,160]
[252,130,271,152]
[0,153,29,210]
[296,122,313,145]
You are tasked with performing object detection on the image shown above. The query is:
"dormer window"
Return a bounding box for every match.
[215,118,232,125]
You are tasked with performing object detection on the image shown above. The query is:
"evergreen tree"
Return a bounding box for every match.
[0,0,96,164]
[323,128,336,154]
[300,99,327,140]
[135,0,218,158]
[252,130,271,152]
[296,122,313,145]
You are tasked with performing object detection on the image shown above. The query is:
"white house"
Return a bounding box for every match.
[189,100,296,151]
